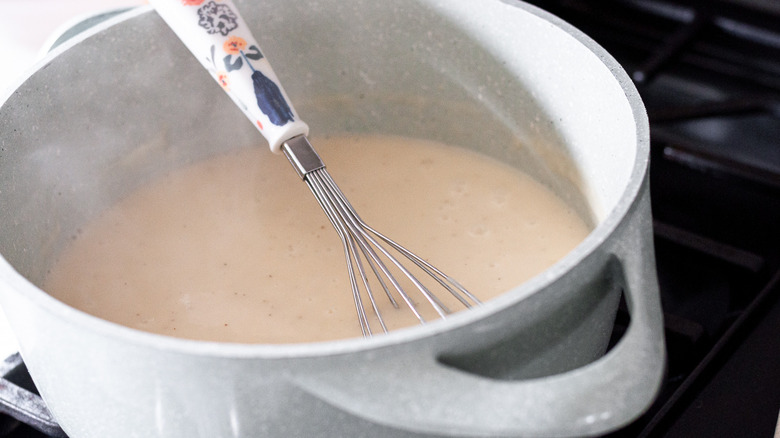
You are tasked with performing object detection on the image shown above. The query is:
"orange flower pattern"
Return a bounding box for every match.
[216,71,230,90]
[180,0,295,127]
[223,36,247,55]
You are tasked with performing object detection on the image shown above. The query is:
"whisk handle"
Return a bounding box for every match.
[149,0,309,153]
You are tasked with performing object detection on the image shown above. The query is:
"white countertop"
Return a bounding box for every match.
[0,0,145,359]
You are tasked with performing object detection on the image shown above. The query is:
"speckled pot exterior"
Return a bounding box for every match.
[0,1,664,437]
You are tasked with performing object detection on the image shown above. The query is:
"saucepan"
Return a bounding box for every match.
[0,1,664,436]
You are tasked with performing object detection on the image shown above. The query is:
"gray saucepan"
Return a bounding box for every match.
[0,1,664,436]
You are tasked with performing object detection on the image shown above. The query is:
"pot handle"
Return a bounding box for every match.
[297,205,665,437]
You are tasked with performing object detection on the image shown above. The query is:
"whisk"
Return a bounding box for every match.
[150,0,480,336]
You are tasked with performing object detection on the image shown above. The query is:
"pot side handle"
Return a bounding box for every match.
[297,204,666,437]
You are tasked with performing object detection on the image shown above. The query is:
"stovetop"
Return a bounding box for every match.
[1,0,779,436]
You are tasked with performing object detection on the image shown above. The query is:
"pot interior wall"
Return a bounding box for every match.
[0,0,637,291]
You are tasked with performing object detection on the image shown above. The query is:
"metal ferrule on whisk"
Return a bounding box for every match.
[282,135,480,336]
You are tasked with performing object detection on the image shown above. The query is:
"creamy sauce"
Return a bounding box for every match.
[44,135,591,343]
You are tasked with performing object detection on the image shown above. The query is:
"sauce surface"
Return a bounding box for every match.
[44,135,590,343]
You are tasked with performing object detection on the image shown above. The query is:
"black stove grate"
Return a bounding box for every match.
[521,0,780,436]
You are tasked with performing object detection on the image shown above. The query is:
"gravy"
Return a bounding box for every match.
[44,135,590,343]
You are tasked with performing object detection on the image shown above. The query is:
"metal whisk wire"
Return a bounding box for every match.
[148,0,479,337]
[283,135,480,336]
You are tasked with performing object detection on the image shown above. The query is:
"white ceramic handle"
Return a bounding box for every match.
[149,0,309,153]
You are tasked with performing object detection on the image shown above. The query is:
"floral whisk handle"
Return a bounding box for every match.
[150,0,309,153]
